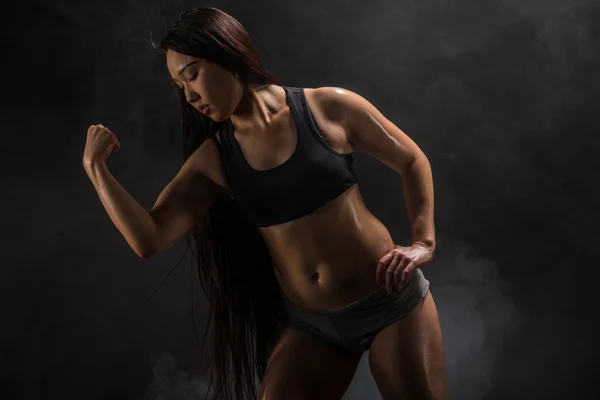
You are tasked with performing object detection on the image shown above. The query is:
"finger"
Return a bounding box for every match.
[376,253,392,284]
[394,257,409,291]
[375,262,383,285]
[402,260,417,284]
[385,254,400,295]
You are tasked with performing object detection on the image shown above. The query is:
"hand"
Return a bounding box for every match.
[376,243,434,294]
[83,124,121,168]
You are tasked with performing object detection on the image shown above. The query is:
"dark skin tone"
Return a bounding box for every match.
[82,49,448,399]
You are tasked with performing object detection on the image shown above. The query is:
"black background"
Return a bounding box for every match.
[2,0,599,398]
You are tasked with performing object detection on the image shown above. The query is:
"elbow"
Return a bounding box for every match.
[137,246,156,260]
[399,155,428,176]
[411,154,429,166]
[409,155,431,171]
[138,252,150,260]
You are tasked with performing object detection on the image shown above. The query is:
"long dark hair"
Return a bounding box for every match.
[150,7,287,400]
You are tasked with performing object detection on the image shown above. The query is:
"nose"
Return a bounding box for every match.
[182,85,199,104]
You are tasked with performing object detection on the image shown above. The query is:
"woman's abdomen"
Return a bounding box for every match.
[261,185,396,310]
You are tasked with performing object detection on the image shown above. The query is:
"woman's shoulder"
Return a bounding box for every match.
[302,87,354,154]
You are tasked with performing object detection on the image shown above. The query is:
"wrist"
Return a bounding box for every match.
[83,157,106,180]
[413,240,436,252]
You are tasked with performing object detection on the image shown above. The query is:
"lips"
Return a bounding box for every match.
[200,104,210,113]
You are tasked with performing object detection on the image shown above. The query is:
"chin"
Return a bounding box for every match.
[211,112,230,123]
[210,113,224,122]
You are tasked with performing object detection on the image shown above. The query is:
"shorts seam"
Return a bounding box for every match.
[406,278,428,299]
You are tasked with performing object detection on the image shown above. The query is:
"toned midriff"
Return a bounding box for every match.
[259,183,396,311]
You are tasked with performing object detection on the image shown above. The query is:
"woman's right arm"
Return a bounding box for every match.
[84,135,222,259]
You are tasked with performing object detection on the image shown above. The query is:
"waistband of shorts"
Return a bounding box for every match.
[281,268,428,317]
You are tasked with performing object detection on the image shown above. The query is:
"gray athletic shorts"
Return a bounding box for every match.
[281,268,430,354]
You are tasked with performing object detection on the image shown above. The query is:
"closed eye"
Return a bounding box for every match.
[172,71,198,91]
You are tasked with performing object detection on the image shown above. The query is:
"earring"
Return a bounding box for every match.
[234,72,240,80]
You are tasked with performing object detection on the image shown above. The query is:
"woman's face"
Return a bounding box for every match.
[166,49,242,122]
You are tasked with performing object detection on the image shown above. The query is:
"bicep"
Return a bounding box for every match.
[149,145,222,255]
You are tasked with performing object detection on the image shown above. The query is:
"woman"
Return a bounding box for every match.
[83,6,447,400]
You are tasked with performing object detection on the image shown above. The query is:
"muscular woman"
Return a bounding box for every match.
[83,6,447,400]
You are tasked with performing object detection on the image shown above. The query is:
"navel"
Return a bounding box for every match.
[310,271,321,282]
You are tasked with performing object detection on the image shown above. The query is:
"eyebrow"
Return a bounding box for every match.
[177,61,197,76]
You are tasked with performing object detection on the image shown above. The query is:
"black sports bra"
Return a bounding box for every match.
[214,86,358,227]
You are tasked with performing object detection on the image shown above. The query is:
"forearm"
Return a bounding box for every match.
[401,156,436,252]
[84,160,156,258]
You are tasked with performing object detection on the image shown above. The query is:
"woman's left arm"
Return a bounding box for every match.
[315,87,435,292]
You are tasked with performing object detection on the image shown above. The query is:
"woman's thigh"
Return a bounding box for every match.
[368,290,448,400]
[258,325,362,400]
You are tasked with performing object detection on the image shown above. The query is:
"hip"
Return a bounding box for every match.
[280,268,431,354]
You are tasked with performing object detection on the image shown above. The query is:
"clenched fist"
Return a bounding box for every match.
[83,124,121,167]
